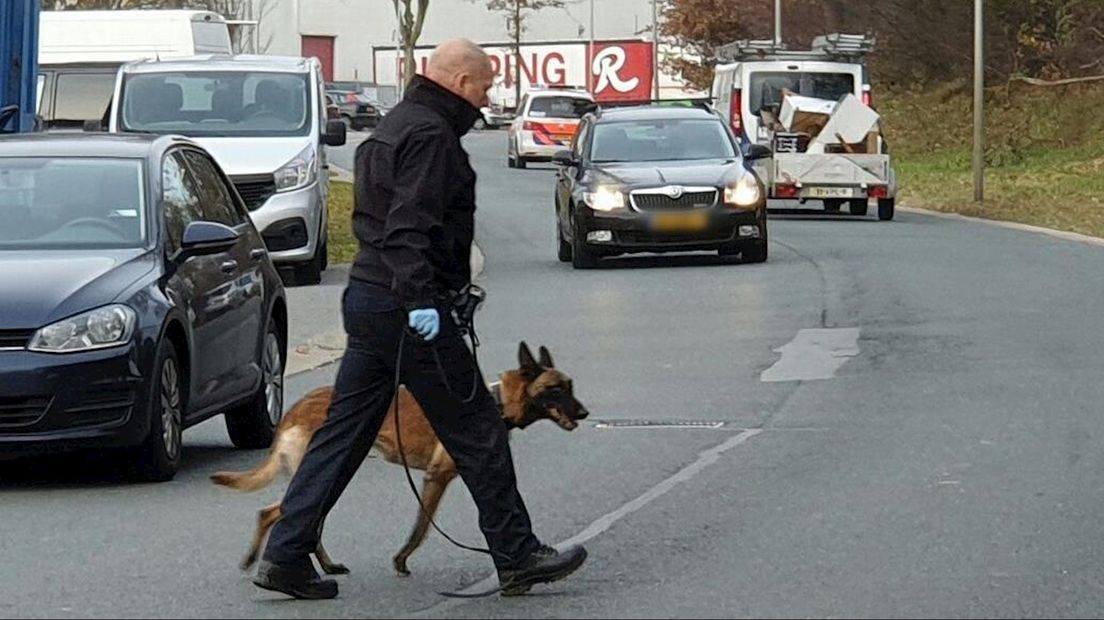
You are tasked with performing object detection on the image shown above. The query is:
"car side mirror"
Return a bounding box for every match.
[745,144,772,161]
[324,119,347,146]
[178,221,239,261]
[552,149,577,167]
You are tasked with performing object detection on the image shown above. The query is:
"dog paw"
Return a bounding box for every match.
[393,556,411,577]
[321,563,350,575]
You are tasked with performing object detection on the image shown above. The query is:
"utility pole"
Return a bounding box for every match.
[514,0,522,109]
[973,0,985,205]
[652,0,659,99]
[588,0,595,94]
[774,0,781,46]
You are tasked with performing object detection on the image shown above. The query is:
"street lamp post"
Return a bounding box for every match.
[588,0,594,94]
[774,0,781,46]
[652,0,659,99]
[973,0,985,205]
[394,1,404,99]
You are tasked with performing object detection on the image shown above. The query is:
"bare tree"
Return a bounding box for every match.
[394,0,430,87]
[478,0,566,106]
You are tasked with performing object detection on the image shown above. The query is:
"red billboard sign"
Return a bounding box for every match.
[589,41,655,102]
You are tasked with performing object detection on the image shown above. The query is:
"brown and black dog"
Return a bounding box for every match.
[211,341,589,577]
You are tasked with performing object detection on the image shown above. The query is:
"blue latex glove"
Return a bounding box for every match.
[408,308,440,341]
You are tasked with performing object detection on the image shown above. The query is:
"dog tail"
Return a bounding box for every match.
[210,447,283,492]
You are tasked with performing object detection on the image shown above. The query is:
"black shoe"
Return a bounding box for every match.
[252,560,338,600]
[497,544,587,596]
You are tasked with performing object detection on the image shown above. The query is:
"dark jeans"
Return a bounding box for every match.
[262,278,540,570]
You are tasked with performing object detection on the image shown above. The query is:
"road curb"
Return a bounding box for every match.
[286,329,345,376]
[901,206,1104,248]
[283,240,483,378]
[330,165,354,183]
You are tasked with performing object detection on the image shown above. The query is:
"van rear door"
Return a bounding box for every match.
[739,61,862,145]
[711,63,739,139]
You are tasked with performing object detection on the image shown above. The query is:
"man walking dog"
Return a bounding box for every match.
[252,38,587,600]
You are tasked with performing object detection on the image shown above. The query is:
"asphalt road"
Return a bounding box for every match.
[4,131,1104,619]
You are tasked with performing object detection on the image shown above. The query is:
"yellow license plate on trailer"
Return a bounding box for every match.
[808,186,854,198]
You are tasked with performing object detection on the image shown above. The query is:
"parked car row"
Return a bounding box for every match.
[36,57,346,286]
[1,50,351,481]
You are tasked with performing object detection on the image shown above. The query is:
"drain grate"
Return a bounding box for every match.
[593,419,727,429]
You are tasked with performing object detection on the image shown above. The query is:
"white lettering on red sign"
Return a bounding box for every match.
[589,42,654,101]
[378,41,656,104]
[592,46,640,94]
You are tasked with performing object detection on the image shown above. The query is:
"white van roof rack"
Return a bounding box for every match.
[716,32,874,63]
[811,33,875,57]
[715,38,787,59]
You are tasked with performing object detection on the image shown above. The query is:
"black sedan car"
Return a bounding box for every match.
[0,134,288,481]
[324,90,381,130]
[553,104,771,269]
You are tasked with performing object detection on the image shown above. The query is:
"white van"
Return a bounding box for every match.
[712,35,872,148]
[37,10,232,131]
[712,34,897,220]
[110,55,348,284]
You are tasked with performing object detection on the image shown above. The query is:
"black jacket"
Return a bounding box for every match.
[350,75,483,310]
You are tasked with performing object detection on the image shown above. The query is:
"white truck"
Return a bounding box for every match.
[36,10,233,131]
[712,33,897,220]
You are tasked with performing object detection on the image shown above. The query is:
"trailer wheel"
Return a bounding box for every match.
[878,198,896,221]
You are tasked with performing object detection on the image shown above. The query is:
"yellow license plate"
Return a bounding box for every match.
[651,212,709,232]
[808,186,854,198]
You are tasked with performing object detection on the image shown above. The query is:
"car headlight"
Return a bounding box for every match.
[274,144,318,192]
[28,304,137,353]
[583,187,626,211]
[724,173,762,208]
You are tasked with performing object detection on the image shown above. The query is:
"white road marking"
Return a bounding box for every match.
[761,328,861,383]
[411,428,764,615]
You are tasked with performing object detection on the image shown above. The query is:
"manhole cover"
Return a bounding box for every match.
[593,420,727,429]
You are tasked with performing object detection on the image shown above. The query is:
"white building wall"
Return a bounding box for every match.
[257,0,678,84]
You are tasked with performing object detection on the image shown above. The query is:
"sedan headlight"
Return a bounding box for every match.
[28,304,137,353]
[583,187,626,211]
[274,144,318,192]
[724,173,762,208]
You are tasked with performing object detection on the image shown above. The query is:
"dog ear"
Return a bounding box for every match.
[518,342,541,379]
[538,345,554,368]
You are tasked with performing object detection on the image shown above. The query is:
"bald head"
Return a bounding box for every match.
[425,38,496,110]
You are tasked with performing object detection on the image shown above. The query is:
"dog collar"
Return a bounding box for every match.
[489,380,518,430]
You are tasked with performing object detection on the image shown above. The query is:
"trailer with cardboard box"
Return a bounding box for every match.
[712,33,896,220]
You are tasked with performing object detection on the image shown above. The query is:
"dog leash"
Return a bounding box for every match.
[391,327,523,599]
[429,322,482,404]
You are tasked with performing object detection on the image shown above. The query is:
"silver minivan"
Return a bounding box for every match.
[110,55,346,284]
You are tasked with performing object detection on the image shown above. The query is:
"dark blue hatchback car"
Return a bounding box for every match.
[0,134,288,481]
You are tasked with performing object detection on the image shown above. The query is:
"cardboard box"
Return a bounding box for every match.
[779,95,836,135]
[759,109,786,133]
[808,93,881,151]
[824,131,880,154]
